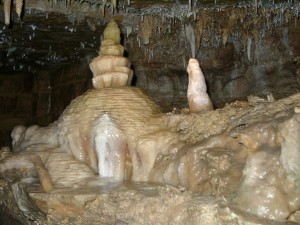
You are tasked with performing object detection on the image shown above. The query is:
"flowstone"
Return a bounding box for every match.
[1,20,300,225]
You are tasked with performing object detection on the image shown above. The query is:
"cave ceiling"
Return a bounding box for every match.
[0,0,299,73]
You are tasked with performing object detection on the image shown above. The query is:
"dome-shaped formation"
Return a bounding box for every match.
[89,19,133,89]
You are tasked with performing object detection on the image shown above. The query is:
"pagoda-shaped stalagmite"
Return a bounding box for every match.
[89,19,133,89]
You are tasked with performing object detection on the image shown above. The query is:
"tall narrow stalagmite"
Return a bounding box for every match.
[187,58,213,113]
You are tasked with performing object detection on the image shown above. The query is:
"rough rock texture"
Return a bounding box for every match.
[0,60,93,147]
[1,177,300,225]
[57,87,162,178]
[1,88,300,224]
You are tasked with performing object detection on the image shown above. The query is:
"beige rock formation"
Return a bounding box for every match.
[187,58,214,113]
[89,19,133,89]
[3,0,23,26]
[4,0,11,25]
[1,91,300,224]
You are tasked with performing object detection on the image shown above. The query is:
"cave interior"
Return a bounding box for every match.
[0,0,300,224]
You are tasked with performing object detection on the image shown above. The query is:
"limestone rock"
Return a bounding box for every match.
[187,58,214,113]
[89,19,133,89]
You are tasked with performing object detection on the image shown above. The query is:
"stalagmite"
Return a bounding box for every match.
[247,37,252,62]
[89,19,133,88]
[186,58,213,113]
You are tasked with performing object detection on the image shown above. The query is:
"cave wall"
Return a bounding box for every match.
[0,9,98,147]
[0,61,92,147]
[121,9,300,108]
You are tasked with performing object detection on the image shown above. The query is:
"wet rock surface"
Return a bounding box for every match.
[1,88,300,224]
[0,179,300,225]
[0,1,300,224]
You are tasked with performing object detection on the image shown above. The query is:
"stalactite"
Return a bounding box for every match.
[182,56,187,69]
[102,0,107,18]
[222,28,229,46]
[167,24,171,34]
[126,25,132,38]
[147,49,154,63]
[66,0,71,8]
[112,0,116,13]
[193,9,196,21]
[189,0,192,12]
[195,20,204,50]
[15,0,23,18]
[139,15,152,45]
[138,36,141,48]
[185,23,196,58]
[4,0,11,26]
[247,36,252,62]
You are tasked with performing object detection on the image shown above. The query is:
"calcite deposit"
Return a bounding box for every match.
[187,58,214,113]
[89,19,133,89]
[1,19,300,225]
